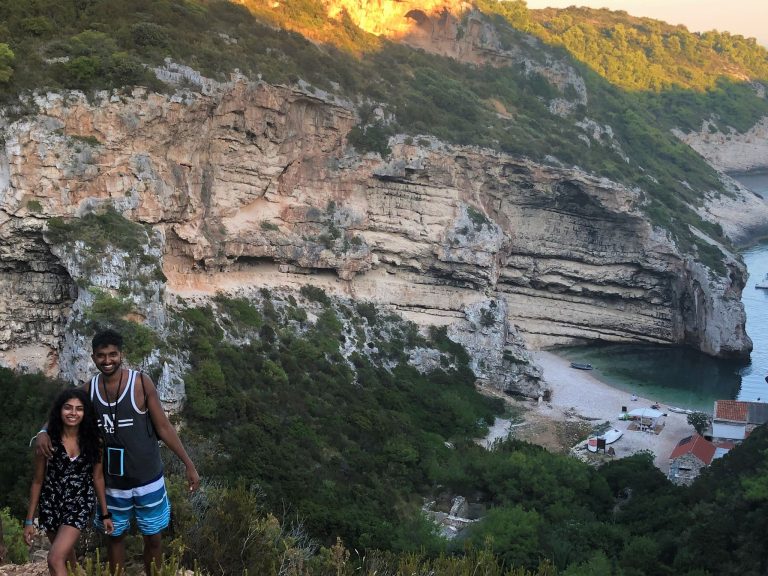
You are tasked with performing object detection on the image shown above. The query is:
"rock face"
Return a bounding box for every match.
[0,213,76,376]
[326,1,588,106]
[0,76,755,397]
[674,116,768,173]
[697,174,768,247]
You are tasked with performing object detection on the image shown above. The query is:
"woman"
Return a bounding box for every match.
[24,388,114,575]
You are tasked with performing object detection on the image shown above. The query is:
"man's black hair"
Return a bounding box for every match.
[92,328,124,351]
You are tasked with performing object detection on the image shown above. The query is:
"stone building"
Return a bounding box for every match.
[668,433,723,486]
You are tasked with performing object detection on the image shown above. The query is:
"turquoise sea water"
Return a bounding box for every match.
[556,344,744,413]
[738,244,768,401]
[556,173,768,413]
[732,171,768,198]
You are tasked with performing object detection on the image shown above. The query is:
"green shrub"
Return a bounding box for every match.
[20,16,53,37]
[260,220,279,231]
[0,368,61,518]
[130,22,169,49]
[355,301,377,326]
[45,206,150,257]
[78,289,159,365]
[26,199,42,212]
[70,134,101,146]
[347,121,392,156]
[214,295,263,329]
[467,205,491,230]
[0,43,14,84]
[0,508,28,564]
[86,290,133,321]
[300,284,331,306]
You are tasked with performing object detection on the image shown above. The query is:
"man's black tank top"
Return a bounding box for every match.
[90,369,163,489]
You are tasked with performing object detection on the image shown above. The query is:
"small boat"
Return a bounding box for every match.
[587,428,624,452]
[756,273,768,289]
[667,406,694,415]
[570,362,593,370]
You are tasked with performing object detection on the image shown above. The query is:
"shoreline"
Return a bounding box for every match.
[528,351,695,473]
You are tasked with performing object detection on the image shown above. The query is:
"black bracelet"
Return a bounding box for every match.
[100,512,112,521]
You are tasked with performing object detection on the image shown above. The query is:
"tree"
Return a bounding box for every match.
[0,43,14,83]
[687,411,710,435]
[468,505,542,569]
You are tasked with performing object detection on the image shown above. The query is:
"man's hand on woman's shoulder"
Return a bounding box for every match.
[33,430,54,459]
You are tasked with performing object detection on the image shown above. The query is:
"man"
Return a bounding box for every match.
[37,329,199,575]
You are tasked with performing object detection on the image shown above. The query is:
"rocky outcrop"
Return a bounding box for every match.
[0,213,75,376]
[447,298,542,397]
[0,77,754,398]
[674,115,768,173]
[324,1,587,105]
[698,174,768,246]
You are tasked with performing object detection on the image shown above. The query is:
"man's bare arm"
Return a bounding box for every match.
[143,375,200,492]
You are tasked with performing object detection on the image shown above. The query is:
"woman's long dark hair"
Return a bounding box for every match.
[47,388,103,465]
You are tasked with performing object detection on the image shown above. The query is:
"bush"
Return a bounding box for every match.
[347,121,392,156]
[130,22,169,48]
[46,206,150,256]
[0,369,61,518]
[355,301,377,326]
[300,284,331,306]
[168,479,285,576]
[687,411,710,435]
[26,199,42,212]
[0,508,28,564]
[0,43,14,83]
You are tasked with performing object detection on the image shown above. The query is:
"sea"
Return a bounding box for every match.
[556,173,768,413]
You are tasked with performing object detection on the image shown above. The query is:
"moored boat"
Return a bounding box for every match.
[756,273,768,289]
[570,362,593,370]
[668,406,694,415]
[587,428,623,452]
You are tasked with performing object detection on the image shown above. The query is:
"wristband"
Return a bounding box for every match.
[24,519,34,526]
[100,512,113,521]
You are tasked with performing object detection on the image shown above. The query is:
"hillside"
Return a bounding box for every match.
[1,1,766,366]
[3,1,768,574]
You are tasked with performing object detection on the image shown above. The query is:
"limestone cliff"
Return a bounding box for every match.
[674,111,768,245]
[674,115,768,174]
[0,74,754,397]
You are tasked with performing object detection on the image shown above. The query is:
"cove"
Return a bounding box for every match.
[555,173,768,413]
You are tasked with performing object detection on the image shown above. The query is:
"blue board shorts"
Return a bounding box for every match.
[94,474,171,536]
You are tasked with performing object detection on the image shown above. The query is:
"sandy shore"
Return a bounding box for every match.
[531,351,694,473]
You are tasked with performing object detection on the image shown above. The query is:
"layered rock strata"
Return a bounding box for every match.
[0,213,76,375]
[0,79,754,397]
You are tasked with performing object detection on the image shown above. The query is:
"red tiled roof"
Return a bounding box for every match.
[714,400,749,422]
[669,433,717,464]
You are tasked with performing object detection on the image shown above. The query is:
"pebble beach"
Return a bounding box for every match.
[533,351,695,473]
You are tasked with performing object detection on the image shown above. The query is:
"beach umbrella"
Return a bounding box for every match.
[627,407,664,419]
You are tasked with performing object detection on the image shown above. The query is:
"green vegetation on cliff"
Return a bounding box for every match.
[4,292,768,574]
[479,1,768,89]
[176,292,503,551]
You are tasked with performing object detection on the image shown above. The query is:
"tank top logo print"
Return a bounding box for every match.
[101,414,135,434]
